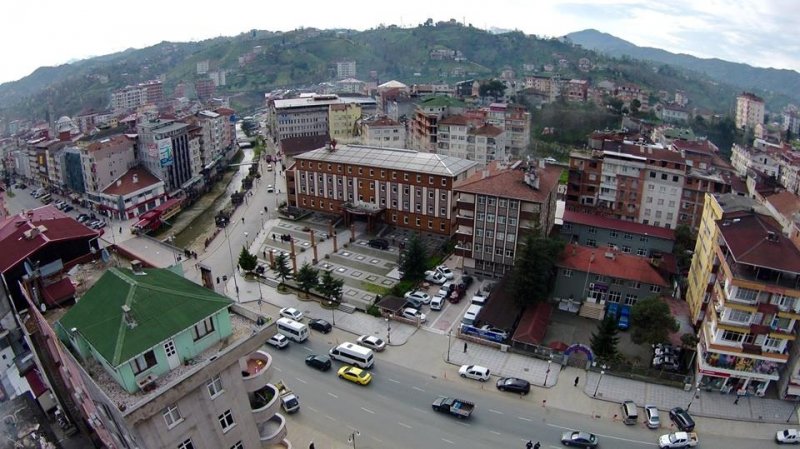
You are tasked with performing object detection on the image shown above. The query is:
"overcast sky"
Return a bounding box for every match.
[2,0,799,85]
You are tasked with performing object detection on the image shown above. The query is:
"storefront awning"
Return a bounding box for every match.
[787,385,800,397]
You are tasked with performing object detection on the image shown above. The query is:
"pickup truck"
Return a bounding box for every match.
[658,431,698,448]
[276,380,299,414]
[432,396,474,419]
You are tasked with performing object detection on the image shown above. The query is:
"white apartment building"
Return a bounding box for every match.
[110,80,164,112]
[336,60,356,79]
[80,134,137,193]
[361,116,406,148]
[736,92,765,130]
[638,149,685,229]
[487,103,531,155]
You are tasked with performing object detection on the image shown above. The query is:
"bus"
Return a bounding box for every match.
[329,342,374,369]
[275,318,308,343]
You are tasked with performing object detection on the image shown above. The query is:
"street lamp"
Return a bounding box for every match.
[328,300,336,326]
[593,365,607,398]
[386,315,392,345]
[223,226,240,300]
[543,359,552,387]
[260,210,264,228]
[446,330,452,362]
[686,387,701,411]
[347,429,360,449]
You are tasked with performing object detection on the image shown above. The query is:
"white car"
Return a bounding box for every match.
[404,290,431,304]
[458,364,491,382]
[424,270,446,284]
[436,265,455,280]
[266,185,275,193]
[401,307,427,323]
[356,335,387,352]
[437,282,453,297]
[279,307,304,321]
[777,429,800,444]
[266,333,289,349]
[430,294,446,311]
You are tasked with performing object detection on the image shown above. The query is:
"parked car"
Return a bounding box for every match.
[308,318,332,333]
[266,185,275,193]
[430,294,446,311]
[77,214,89,222]
[368,238,389,249]
[560,431,598,448]
[404,297,423,309]
[338,365,372,385]
[437,282,454,297]
[459,274,474,288]
[606,302,619,320]
[776,429,800,444]
[458,364,490,382]
[356,335,386,352]
[404,290,431,304]
[401,307,427,323]
[669,407,695,432]
[645,404,661,429]
[496,377,530,394]
[267,333,289,349]
[279,307,304,321]
[479,325,509,340]
[424,270,446,284]
[305,354,332,371]
[63,205,74,212]
[618,305,631,330]
[435,265,455,280]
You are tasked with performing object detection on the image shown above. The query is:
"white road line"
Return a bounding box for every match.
[307,406,319,413]
[518,416,533,422]
[545,423,656,446]
[347,425,358,432]
[488,409,503,414]
[412,407,426,414]
[412,386,426,392]
[371,437,384,443]
[303,346,313,352]
[327,392,339,399]
[489,430,502,436]
[294,377,307,384]
[398,422,413,429]
[441,438,455,445]
[325,415,336,421]
[388,378,401,383]
[361,407,375,414]
[274,367,283,372]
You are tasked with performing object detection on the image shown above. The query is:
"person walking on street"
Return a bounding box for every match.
[574,376,580,387]
[463,342,467,353]
[533,442,540,449]
[526,441,533,449]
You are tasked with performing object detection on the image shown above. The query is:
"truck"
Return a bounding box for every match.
[658,431,698,448]
[431,396,474,419]
[276,380,299,414]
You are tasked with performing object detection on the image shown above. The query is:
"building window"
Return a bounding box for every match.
[163,404,182,429]
[636,248,647,256]
[403,216,409,224]
[499,199,507,208]
[588,226,596,234]
[178,439,195,449]
[429,176,434,184]
[735,287,758,302]
[609,230,618,238]
[132,350,157,375]
[608,291,621,303]
[207,375,223,398]
[230,442,244,449]
[509,217,517,226]
[621,245,631,254]
[404,173,409,181]
[478,197,485,204]
[442,178,447,186]
[507,234,515,242]
[218,410,235,433]
[415,218,421,227]
[721,330,744,343]
[727,309,751,323]
[563,269,573,277]
[623,233,632,240]
[624,294,637,305]
[192,317,215,341]
[440,208,446,215]
[417,175,421,182]
[486,214,495,223]
[475,229,483,237]
[586,239,596,247]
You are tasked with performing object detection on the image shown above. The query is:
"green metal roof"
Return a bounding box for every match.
[58,267,232,368]
[418,96,466,108]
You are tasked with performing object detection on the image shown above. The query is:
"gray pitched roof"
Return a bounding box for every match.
[295,144,479,176]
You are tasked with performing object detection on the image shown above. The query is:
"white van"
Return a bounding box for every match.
[276,317,309,342]
[329,342,374,369]
[461,304,483,326]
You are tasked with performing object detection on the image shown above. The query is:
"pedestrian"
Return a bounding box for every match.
[272,233,276,241]
[119,226,122,234]
[241,217,245,223]
[533,442,540,449]
[574,376,580,387]
[463,342,467,353]
[526,441,533,449]
[734,395,739,405]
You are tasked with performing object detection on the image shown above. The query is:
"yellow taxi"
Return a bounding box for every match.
[337,365,372,385]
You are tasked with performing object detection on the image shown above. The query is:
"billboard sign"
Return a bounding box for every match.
[157,138,173,167]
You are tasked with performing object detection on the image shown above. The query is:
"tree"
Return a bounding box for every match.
[318,269,344,303]
[238,247,257,273]
[590,316,620,363]
[680,332,699,349]
[630,297,679,345]
[673,224,696,274]
[510,234,565,306]
[399,234,427,281]
[479,80,506,99]
[629,99,641,115]
[296,263,319,298]
[274,253,292,288]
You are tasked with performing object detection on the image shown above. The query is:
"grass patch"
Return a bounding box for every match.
[361,282,391,296]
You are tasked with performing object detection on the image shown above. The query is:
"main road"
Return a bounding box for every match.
[268,333,770,449]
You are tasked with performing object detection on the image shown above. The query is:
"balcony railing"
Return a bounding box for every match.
[241,350,273,393]
[250,384,281,424]
[258,414,288,447]
[725,256,800,290]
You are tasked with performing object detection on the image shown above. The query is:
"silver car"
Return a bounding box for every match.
[644,404,660,429]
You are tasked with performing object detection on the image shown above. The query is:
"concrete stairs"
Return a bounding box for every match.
[579,301,605,320]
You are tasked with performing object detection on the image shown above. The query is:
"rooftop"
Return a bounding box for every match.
[363,116,401,127]
[57,267,232,367]
[562,210,675,240]
[293,144,479,177]
[101,166,162,196]
[273,95,376,109]
[558,243,668,286]
[417,96,466,108]
[85,134,134,153]
[766,191,800,219]
[455,161,561,203]
[718,212,800,274]
[469,124,504,137]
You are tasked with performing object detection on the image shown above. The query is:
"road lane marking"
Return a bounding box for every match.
[347,425,358,432]
[307,406,318,412]
[441,438,455,445]
[388,378,401,383]
[274,367,283,372]
[412,407,426,414]
[518,417,533,422]
[325,415,336,421]
[488,409,503,414]
[545,423,656,446]
[303,346,313,352]
[490,431,501,436]
[361,407,375,414]
[412,386,425,392]
[327,392,339,398]
[371,437,384,443]
[294,377,307,384]
[398,422,413,429]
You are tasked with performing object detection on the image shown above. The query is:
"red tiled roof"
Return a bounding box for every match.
[455,162,561,203]
[0,210,100,273]
[215,107,235,115]
[766,191,800,219]
[86,134,133,153]
[671,139,718,155]
[102,167,162,196]
[562,210,675,240]
[558,243,668,286]
[470,124,503,137]
[511,302,552,346]
[718,213,800,273]
[439,115,470,126]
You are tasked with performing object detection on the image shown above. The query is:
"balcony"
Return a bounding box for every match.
[258,413,288,447]
[250,384,281,424]
[240,350,273,393]
[456,200,474,211]
[457,216,474,227]
[724,255,800,290]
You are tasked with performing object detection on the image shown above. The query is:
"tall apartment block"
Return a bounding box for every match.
[736,92,766,131]
[687,193,800,397]
[110,80,164,113]
[137,119,198,192]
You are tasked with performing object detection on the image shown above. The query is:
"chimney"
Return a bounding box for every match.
[122,305,137,329]
[116,180,122,187]
[482,169,490,179]
[133,174,139,184]
[131,260,144,274]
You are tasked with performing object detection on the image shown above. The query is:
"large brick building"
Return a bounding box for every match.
[286,143,479,235]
